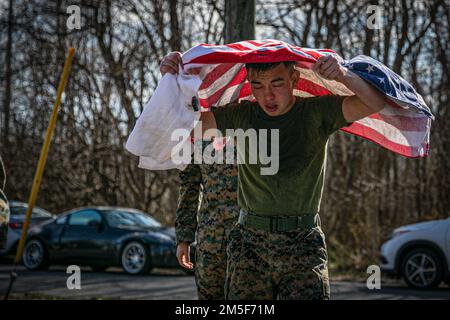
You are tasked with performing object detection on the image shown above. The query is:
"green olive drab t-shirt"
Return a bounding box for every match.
[212,95,351,217]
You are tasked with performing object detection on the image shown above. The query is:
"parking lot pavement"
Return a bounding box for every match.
[331,279,450,300]
[0,264,197,300]
[0,264,449,300]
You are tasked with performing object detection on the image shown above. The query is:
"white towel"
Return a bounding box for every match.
[125,72,201,170]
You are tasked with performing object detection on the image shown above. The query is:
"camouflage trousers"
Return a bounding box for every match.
[195,218,238,300]
[225,223,330,300]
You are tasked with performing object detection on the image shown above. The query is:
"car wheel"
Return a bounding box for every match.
[121,241,151,275]
[22,239,49,271]
[401,247,443,289]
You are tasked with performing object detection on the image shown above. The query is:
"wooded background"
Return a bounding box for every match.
[0,0,448,271]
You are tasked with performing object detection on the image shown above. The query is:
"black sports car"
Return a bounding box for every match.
[22,207,179,274]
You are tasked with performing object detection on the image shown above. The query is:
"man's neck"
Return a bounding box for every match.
[279,95,297,116]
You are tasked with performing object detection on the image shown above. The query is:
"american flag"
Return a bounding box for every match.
[181,39,434,158]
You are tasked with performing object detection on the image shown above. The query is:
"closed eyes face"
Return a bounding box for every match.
[252,78,286,90]
[247,64,299,116]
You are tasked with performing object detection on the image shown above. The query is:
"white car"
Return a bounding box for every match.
[380,217,450,289]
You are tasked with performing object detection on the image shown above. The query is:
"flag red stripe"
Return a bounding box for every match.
[341,123,428,158]
[368,113,429,132]
[199,70,247,106]
[296,78,334,96]
[199,63,236,90]
[225,42,259,51]
[188,47,317,65]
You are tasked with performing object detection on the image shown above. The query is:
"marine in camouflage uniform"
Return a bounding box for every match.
[175,139,239,300]
[212,93,350,300]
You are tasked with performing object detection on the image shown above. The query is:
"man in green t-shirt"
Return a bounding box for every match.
[160,52,385,299]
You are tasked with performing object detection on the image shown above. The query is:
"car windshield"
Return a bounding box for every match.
[104,210,161,228]
[10,205,53,218]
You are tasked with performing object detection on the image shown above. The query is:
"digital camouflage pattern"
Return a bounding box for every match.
[225,223,330,300]
[175,139,239,300]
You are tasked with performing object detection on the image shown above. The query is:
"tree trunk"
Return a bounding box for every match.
[169,0,181,51]
[2,0,13,151]
[224,0,255,42]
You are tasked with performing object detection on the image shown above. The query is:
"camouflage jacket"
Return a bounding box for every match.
[175,140,239,244]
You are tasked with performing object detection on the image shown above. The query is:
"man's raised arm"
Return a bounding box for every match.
[313,55,386,123]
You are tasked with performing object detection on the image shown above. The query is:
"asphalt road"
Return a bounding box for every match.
[0,264,449,300]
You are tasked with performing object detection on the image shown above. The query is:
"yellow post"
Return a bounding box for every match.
[14,47,75,264]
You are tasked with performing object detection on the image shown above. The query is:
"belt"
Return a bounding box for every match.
[238,209,319,232]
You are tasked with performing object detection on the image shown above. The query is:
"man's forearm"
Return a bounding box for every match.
[339,70,385,113]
